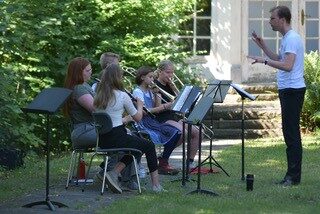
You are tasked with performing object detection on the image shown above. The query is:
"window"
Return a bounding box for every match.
[248,0,292,56]
[305,1,319,52]
[179,0,211,56]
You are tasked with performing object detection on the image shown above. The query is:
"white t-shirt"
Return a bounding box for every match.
[277,30,306,89]
[132,87,154,109]
[101,90,137,127]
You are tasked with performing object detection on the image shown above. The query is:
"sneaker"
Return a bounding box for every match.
[105,171,122,194]
[121,180,139,191]
[152,184,166,193]
[188,161,197,170]
[276,178,300,187]
[158,158,180,175]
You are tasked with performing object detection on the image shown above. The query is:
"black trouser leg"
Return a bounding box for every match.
[279,88,305,182]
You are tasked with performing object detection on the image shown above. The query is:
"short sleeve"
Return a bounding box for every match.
[132,88,145,103]
[284,36,298,55]
[123,92,138,116]
[73,83,95,100]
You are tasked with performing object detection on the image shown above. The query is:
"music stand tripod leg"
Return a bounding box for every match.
[172,119,195,185]
[22,115,68,210]
[187,124,218,196]
[190,105,230,177]
[241,96,245,181]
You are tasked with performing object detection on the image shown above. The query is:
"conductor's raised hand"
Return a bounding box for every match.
[251,31,265,49]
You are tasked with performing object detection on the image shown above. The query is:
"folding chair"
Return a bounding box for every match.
[65,122,95,189]
[84,112,142,195]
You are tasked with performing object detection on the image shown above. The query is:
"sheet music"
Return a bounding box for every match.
[172,86,193,111]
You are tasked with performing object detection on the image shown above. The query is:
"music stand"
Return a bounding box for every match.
[169,86,201,184]
[230,83,256,180]
[184,96,218,196]
[196,80,231,176]
[21,87,71,211]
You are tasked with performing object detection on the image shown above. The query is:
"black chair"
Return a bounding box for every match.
[65,123,95,189]
[84,112,142,195]
[65,147,94,189]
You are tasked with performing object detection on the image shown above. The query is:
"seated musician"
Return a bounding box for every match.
[154,60,200,169]
[94,52,139,190]
[94,63,164,193]
[132,66,181,175]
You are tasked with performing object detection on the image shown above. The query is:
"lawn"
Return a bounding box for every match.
[1,134,319,213]
[100,135,320,213]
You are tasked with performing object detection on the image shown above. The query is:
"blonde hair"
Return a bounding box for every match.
[99,52,120,70]
[157,60,174,72]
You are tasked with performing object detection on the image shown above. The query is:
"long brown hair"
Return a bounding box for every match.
[94,63,123,109]
[63,57,90,116]
[135,66,153,85]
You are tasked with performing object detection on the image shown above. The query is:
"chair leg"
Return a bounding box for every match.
[82,153,96,192]
[65,150,77,189]
[132,155,141,194]
[101,156,109,195]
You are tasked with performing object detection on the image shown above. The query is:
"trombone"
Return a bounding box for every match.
[150,81,176,102]
[123,66,214,139]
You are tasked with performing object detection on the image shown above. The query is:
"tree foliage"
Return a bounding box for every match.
[0,0,195,153]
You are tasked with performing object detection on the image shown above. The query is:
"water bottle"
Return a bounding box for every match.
[139,165,146,179]
[78,158,86,179]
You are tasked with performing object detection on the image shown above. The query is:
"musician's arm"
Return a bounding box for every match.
[133,88,166,114]
[154,92,162,107]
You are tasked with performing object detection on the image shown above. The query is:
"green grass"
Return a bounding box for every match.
[98,135,320,214]
[1,135,320,213]
[0,152,70,203]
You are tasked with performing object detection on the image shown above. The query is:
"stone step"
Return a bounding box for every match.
[205,107,281,120]
[203,119,281,130]
[203,83,281,139]
[209,128,282,139]
[221,93,279,104]
[214,100,280,108]
[229,83,278,94]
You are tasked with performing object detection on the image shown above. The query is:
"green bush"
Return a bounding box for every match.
[0,67,42,151]
[301,51,320,131]
[0,0,198,154]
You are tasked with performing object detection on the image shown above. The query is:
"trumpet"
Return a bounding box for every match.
[150,81,176,102]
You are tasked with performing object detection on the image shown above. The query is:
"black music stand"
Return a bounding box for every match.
[230,84,256,181]
[184,96,218,196]
[195,80,231,176]
[169,86,201,184]
[21,87,71,211]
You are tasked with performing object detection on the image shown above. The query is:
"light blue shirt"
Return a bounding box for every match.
[277,30,306,89]
[132,87,154,109]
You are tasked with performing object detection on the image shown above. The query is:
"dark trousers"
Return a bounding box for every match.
[279,87,306,182]
[100,125,158,173]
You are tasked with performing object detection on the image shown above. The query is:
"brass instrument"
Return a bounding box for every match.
[122,65,136,78]
[150,81,175,102]
[173,73,185,87]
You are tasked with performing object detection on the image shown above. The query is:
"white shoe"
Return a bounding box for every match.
[105,171,122,194]
[152,184,167,193]
[189,162,197,170]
